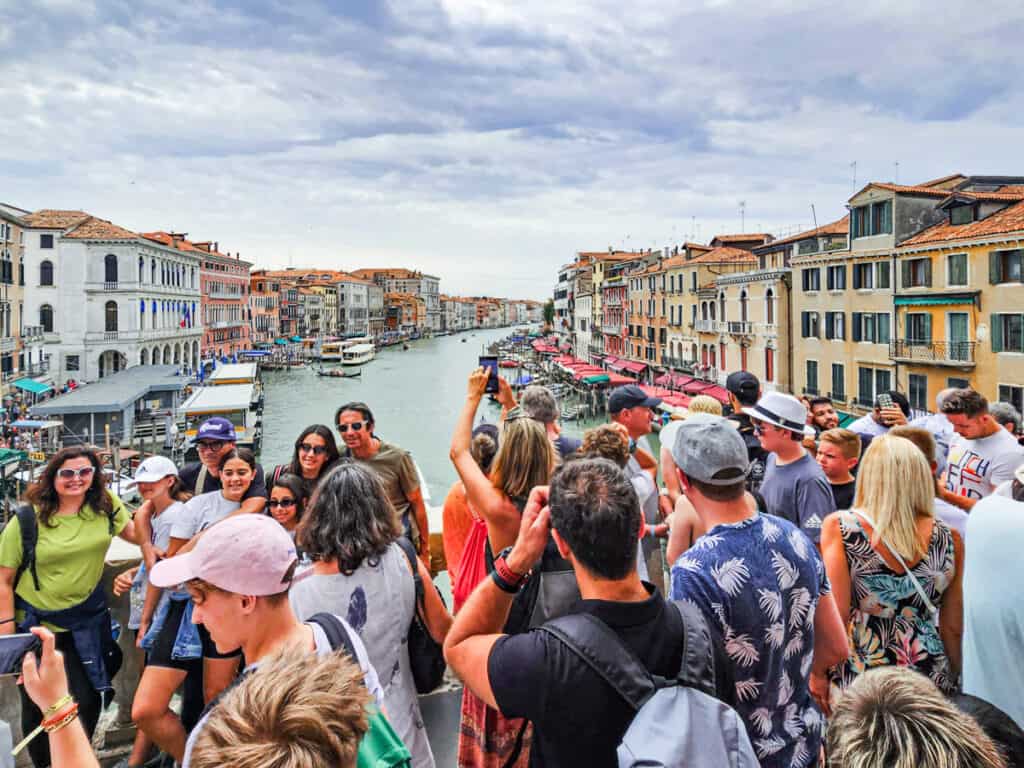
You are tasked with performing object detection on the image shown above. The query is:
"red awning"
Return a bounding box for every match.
[683,380,714,395]
[656,372,694,389]
[621,361,648,375]
[662,394,692,408]
[552,355,576,365]
[701,385,730,404]
[640,385,673,399]
[603,356,620,367]
[606,372,636,385]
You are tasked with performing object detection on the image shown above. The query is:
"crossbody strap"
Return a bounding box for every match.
[306,612,360,662]
[853,510,938,616]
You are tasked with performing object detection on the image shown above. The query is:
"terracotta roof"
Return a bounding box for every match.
[661,255,687,268]
[918,173,967,189]
[941,189,1024,204]
[21,210,91,229]
[578,250,646,262]
[686,246,758,265]
[141,231,234,258]
[64,217,138,240]
[855,182,951,199]
[900,200,1024,247]
[710,233,773,245]
[351,268,423,280]
[762,216,849,248]
[683,242,712,252]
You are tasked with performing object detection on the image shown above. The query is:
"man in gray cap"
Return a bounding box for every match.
[518,385,581,460]
[668,414,848,766]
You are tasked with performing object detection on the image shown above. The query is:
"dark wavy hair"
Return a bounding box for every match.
[25,445,113,527]
[271,473,307,524]
[334,402,375,432]
[297,461,402,575]
[286,425,340,478]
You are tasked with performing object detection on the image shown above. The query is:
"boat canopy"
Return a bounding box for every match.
[13,378,52,395]
[182,384,256,414]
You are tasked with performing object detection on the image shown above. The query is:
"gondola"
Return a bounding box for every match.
[316,369,362,379]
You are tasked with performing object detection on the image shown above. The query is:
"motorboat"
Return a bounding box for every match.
[341,343,376,366]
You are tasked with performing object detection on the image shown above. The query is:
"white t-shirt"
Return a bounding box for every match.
[170,491,240,541]
[151,500,187,551]
[847,414,888,438]
[944,428,1024,503]
[933,498,967,541]
[963,494,1024,728]
[181,615,382,767]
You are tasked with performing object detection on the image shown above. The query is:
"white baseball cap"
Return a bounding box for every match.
[132,455,179,484]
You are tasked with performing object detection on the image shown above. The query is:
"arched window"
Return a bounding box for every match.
[40,260,54,286]
[104,254,118,284]
[105,301,118,332]
[718,291,726,322]
[740,289,749,323]
[710,302,716,321]
[138,256,144,282]
[701,302,708,321]
[765,288,775,325]
[40,304,53,333]
[151,258,157,283]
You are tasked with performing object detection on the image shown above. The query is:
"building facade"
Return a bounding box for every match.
[249,273,280,345]
[337,276,370,337]
[23,210,203,384]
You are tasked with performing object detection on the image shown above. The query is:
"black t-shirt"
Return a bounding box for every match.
[553,435,582,460]
[830,480,856,511]
[488,585,682,768]
[178,461,268,500]
[728,413,768,492]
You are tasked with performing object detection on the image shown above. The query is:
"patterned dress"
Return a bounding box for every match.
[671,513,829,768]
[827,511,956,696]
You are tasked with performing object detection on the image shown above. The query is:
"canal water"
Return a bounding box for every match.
[259,326,601,502]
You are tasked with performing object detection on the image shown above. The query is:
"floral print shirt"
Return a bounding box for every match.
[826,511,956,695]
[670,514,829,768]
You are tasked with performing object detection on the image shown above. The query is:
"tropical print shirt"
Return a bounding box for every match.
[826,511,956,695]
[670,513,829,768]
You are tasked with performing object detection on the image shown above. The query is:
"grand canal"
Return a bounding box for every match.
[258,326,596,504]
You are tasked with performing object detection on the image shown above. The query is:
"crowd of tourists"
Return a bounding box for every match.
[1,370,1023,768]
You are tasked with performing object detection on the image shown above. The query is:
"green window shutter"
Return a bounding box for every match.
[923,259,933,287]
[878,313,891,344]
[990,252,1001,284]
[852,312,862,342]
[853,265,862,290]
[901,260,911,288]
[992,314,1003,352]
[922,314,932,342]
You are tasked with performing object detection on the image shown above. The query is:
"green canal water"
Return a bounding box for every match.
[259,327,606,504]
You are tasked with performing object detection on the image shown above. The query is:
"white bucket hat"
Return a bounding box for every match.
[742,392,816,438]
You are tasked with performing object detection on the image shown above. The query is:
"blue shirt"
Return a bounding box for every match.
[759,453,835,544]
[671,514,829,768]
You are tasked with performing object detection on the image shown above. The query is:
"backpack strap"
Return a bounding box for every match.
[306,612,359,663]
[671,600,718,697]
[539,612,663,712]
[394,537,425,614]
[195,464,209,495]
[13,504,40,592]
[272,464,284,486]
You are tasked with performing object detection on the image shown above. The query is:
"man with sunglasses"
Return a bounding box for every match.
[178,417,267,512]
[335,402,430,561]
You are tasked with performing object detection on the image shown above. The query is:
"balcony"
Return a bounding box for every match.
[890,340,976,367]
[727,321,754,336]
[21,325,45,343]
[693,319,716,333]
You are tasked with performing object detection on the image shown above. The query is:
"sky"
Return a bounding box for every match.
[1,0,1022,299]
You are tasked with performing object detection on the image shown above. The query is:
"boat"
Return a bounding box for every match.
[181,383,262,458]
[403,343,410,350]
[319,340,350,362]
[461,338,467,343]
[341,343,375,366]
[317,368,362,379]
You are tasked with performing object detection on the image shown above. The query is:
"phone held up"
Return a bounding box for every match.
[478,356,500,394]
[0,633,41,677]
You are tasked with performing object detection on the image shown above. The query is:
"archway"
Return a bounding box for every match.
[162,345,171,365]
[140,348,148,366]
[173,343,181,365]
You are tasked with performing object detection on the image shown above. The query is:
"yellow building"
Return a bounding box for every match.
[892,185,1024,412]
[308,283,340,336]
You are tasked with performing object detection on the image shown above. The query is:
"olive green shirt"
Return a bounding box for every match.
[0,492,129,630]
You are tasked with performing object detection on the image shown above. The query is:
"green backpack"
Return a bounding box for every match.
[307,613,412,768]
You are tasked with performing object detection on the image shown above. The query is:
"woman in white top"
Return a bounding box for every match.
[289,462,451,768]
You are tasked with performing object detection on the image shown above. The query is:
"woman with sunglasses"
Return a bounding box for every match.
[270,425,340,498]
[268,473,305,537]
[0,445,138,768]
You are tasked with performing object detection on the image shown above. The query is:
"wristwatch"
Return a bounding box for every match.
[491,546,527,594]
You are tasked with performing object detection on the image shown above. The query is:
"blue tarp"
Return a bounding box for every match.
[274,339,287,345]
[513,375,533,386]
[240,350,271,357]
[290,336,302,342]
[12,379,52,395]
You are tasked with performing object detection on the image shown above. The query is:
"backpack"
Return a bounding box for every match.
[539,601,758,768]
[307,613,413,768]
[393,537,447,693]
[8,502,116,591]
[497,536,580,635]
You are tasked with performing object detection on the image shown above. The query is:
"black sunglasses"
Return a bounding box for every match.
[268,498,297,508]
[298,443,328,455]
[336,422,367,433]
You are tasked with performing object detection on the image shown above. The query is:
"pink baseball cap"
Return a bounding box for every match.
[149,514,298,596]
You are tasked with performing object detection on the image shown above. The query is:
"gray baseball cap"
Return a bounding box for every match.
[670,413,751,485]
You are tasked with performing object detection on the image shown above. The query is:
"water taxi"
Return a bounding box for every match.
[341,343,375,366]
[181,383,263,457]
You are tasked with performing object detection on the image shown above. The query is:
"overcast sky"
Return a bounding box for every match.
[1,0,1021,298]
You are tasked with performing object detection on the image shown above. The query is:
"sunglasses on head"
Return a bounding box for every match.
[57,466,95,480]
[336,422,366,433]
[268,498,297,508]
[299,443,328,455]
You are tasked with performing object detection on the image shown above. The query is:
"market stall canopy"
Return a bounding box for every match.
[12,378,52,395]
[582,374,610,385]
[621,361,647,375]
[654,372,695,389]
[290,336,303,342]
[606,372,637,385]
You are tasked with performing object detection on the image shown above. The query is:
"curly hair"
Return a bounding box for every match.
[24,445,113,527]
[189,648,370,768]
[579,424,629,468]
[297,461,402,574]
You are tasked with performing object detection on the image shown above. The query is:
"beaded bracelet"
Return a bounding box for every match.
[13,697,78,755]
[44,705,80,733]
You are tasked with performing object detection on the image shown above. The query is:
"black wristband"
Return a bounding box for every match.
[490,567,522,594]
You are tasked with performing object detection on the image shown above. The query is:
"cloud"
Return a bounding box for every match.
[0,0,1022,296]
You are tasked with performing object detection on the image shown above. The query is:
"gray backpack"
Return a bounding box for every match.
[540,601,758,768]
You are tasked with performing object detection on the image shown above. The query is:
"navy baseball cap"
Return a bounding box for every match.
[194,416,237,443]
[608,385,662,414]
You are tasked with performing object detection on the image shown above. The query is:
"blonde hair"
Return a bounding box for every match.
[687,395,723,416]
[853,435,935,560]
[820,428,861,460]
[827,666,1006,768]
[190,648,371,768]
[492,416,555,500]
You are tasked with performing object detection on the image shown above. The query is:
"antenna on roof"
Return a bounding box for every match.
[811,204,818,230]
[739,201,746,232]
[850,161,857,191]
[894,161,900,184]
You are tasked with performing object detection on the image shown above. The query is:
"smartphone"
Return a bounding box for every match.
[0,633,41,677]
[877,393,894,410]
[479,356,499,394]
